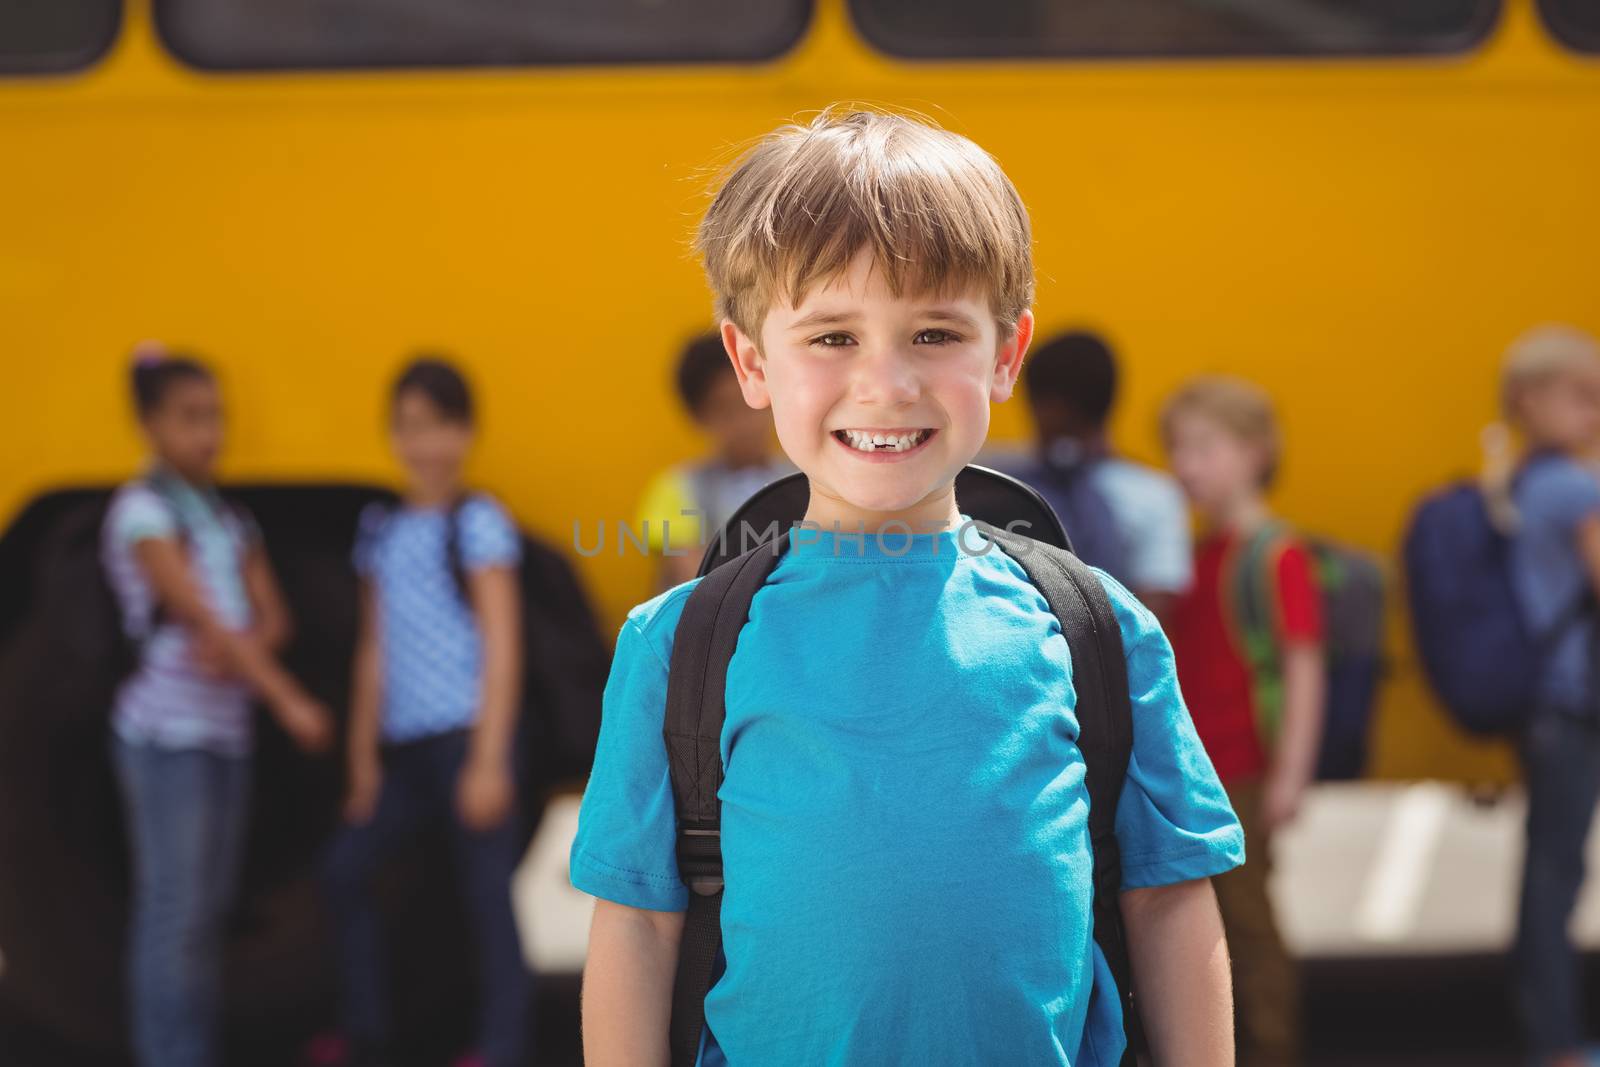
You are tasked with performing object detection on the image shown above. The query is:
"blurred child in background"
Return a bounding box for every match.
[105,346,333,1067]
[1002,329,1193,622]
[1162,376,1325,1066]
[1496,326,1600,1067]
[633,332,792,589]
[321,356,531,1067]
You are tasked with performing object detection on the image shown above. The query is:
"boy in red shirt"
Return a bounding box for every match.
[1162,376,1326,1066]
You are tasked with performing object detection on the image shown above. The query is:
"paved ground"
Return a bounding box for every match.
[6,782,1594,1064]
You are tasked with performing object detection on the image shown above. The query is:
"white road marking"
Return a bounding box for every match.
[1353,782,1453,943]
[513,797,593,973]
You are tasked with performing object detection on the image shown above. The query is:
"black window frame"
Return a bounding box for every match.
[847,0,1503,62]
[1538,0,1600,52]
[152,0,815,73]
[0,0,122,76]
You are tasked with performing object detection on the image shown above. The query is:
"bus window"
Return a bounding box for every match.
[154,0,813,70]
[848,0,1498,60]
[0,0,120,75]
[1540,0,1600,50]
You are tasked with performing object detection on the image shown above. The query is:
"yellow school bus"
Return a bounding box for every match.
[3,0,1598,784]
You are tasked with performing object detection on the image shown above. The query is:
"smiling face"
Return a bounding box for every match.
[723,248,1032,533]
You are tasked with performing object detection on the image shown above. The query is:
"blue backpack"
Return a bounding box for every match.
[1403,462,1589,736]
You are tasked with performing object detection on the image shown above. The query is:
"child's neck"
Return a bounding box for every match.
[405,480,464,510]
[1521,433,1579,459]
[151,457,210,488]
[718,446,774,471]
[1206,493,1271,537]
[1040,429,1108,461]
[801,485,963,537]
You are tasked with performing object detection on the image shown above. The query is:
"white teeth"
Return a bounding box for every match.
[839,429,928,453]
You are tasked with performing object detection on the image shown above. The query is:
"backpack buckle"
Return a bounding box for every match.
[677,826,724,896]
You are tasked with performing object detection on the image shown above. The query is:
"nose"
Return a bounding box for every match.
[850,342,920,408]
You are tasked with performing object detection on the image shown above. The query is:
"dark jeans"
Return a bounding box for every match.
[1514,710,1600,1058]
[110,735,253,1067]
[323,730,533,1067]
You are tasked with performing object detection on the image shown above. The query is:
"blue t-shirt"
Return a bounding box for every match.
[570,521,1244,1065]
[1093,458,1194,597]
[1512,455,1600,713]
[353,494,522,743]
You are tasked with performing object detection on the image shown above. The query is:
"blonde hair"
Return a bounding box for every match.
[1161,375,1282,488]
[1499,323,1600,422]
[695,106,1034,340]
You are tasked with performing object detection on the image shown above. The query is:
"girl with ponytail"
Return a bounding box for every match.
[104,343,333,1067]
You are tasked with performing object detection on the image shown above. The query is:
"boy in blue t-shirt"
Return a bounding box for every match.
[571,108,1245,1066]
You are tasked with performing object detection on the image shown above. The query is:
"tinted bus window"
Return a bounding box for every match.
[0,0,120,74]
[849,0,1497,59]
[155,0,812,70]
[1540,0,1600,51]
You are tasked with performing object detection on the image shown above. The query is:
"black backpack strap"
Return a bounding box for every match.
[662,534,788,1067]
[997,534,1142,1064]
[444,493,472,603]
[135,474,189,550]
[131,475,193,638]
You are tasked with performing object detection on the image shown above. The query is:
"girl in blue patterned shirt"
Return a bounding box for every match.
[321,357,531,1067]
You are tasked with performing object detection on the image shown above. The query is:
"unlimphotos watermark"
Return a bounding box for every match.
[572,511,1039,559]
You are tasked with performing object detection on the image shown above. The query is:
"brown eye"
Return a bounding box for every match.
[811,333,854,347]
[915,329,958,345]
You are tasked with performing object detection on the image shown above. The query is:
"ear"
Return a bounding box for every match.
[1252,441,1277,491]
[722,320,771,410]
[1505,382,1533,430]
[989,308,1035,404]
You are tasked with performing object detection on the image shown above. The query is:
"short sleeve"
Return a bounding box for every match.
[459,495,521,571]
[1094,569,1246,889]
[1106,465,1193,596]
[1273,542,1324,646]
[568,585,698,912]
[351,503,389,577]
[109,487,179,549]
[634,466,701,555]
[1520,458,1600,536]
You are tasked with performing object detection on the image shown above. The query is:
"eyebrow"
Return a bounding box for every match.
[787,309,860,333]
[785,307,983,334]
[918,308,982,332]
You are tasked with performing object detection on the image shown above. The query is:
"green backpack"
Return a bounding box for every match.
[1226,522,1386,780]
